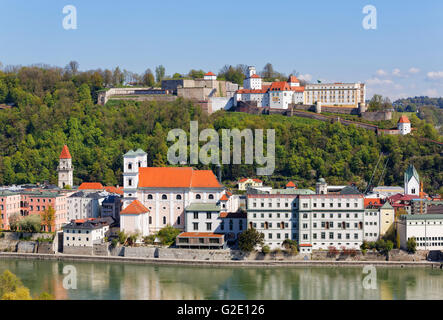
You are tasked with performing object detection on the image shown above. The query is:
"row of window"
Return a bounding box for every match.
[252,212,292,219]
[303,202,359,209]
[192,220,244,232]
[302,213,360,219]
[144,194,215,200]
[66,237,90,241]
[303,232,360,240]
[417,243,443,247]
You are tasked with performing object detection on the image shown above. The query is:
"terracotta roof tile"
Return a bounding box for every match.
[138,167,222,188]
[78,182,104,190]
[205,72,216,76]
[286,181,296,188]
[398,115,410,123]
[104,186,124,195]
[59,145,72,159]
[220,194,229,201]
[121,199,149,215]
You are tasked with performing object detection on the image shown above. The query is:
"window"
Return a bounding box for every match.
[149,216,152,224]
[206,223,212,231]
[208,194,214,199]
[148,194,153,200]
[128,179,132,186]
[196,194,201,200]
[176,194,182,200]
[193,212,198,219]
[163,216,166,224]
[177,217,181,225]
[193,223,198,231]
[162,195,167,200]
[206,212,211,219]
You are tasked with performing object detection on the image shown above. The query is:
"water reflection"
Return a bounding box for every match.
[0,259,442,300]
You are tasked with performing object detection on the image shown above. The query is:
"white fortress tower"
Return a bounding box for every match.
[397,115,411,135]
[58,145,74,188]
[243,66,262,90]
[404,164,420,196]
[123,148,148,206]
[316,178,328,195]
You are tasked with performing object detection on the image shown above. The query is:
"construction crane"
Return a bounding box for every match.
[364,152,385,194]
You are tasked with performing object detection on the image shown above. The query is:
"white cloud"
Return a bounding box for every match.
[376,69,388,76]
[366,77,394,86]
[408,67,420,74]
[426,71,443,80]
[392,68,401,76]
[298,74,312,81]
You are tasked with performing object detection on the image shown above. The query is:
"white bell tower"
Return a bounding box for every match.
[58,145,74,188]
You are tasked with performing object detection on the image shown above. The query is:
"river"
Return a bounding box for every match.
[0,258,442,300]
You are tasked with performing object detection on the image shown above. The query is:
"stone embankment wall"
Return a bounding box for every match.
[311,249,429,262]
[0,232,55,253]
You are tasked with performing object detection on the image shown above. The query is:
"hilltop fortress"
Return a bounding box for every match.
[97,66,391,121]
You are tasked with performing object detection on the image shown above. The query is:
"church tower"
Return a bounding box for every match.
[404,164,419,196]
[58,145,74,188]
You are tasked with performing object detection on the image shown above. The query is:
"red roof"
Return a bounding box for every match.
[219,212,246,219]
[299,244,312,247]
[269,81,291,91]
[220,194,229,201]
[104,186,124,195]
[177,232,223,238]
[138,167,222,189]
[289,76,300,83]
[250,74,261,79]
[286,181,296,188]
[59,145,72,159]
[121,199,149,215]
[290,86,305,92]
[205,72,216,76]
[398,115,410,124]
[78,182,104,190]
[237,85,270,94]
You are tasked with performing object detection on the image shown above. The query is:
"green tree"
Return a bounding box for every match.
[157,225,180,246]
[40,206,55,232]
[155,65,166,83]
[19,214,41,233]
[238,228,264,253]
[142,69,155,87]
[406,237,417,253]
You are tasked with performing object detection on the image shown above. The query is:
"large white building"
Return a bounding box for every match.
[304,82,366,109]
[234,66,366,110]
[397,214,443,251]
[298,194,365,251]
[66,191,108,221]
[235,67,305,109]
[63,217,112,248]
[121,149,224,234]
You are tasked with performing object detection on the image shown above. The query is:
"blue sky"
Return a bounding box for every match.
[0,0,442,100]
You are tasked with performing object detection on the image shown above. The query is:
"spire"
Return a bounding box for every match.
[59,145,72,159]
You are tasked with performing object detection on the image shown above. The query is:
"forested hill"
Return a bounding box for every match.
[0,66,442,195]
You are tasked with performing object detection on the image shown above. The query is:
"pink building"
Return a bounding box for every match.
[0,191,21,230]
[20,190,68,231]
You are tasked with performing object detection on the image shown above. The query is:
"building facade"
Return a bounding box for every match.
[0,191,21,230]
[397,214,443,251]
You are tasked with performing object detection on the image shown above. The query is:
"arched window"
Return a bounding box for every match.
[149,216,152,224]
[163,216,166,224]
[208,194,214,200]
[177,216,181,225]
[176,194,182,200]
[196,194,201,200]
[128,163,132,170]
[162,194,167,200]
[138,161,141,167]
[147,194,153,200]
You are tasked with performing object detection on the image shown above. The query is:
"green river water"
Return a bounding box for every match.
[0,258,442,300]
